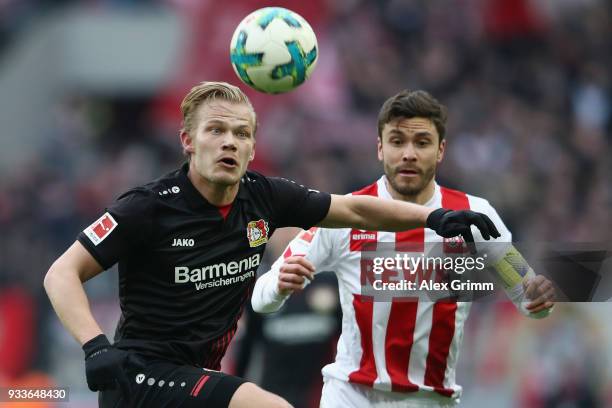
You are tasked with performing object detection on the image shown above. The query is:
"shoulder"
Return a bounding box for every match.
[243,171,300,187]
[112,168,184,210]
[238,170,274,198]
[442,187,511,235]
[241,170,313,197]
[464,192,499,216]
[139,167,184,198]
[241,170,269,187]
[116,186,155,202]
[438,185,497,214]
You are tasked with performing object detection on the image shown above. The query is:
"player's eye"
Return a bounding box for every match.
[417,140,431,147]
[210,127,222,135]
[236,131,250,138]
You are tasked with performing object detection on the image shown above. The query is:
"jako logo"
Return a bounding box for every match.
[175,254,261,283]
[172,238,194,247]
[158,186,181,196]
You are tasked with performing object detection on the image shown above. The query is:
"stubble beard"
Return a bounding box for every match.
[386,164,436,198]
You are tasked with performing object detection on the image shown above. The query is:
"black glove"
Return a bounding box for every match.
[426,208,501,248]
[82,334,144,400]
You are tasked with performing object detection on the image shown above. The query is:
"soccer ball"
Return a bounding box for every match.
[230,7,318,94]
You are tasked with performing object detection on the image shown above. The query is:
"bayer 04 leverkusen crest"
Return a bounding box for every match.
[247,219,269,247]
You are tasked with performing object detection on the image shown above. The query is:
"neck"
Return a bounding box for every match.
[188,163,239,206]
[385,177,436,205]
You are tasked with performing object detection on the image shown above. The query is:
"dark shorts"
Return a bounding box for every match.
[98,359,246,408]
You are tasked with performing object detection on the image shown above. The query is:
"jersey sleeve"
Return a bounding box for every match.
[251,227,337,313]
[265,177,331,229]
[469,199,513,265]
[77,188,154,269]
[472,199,552,319]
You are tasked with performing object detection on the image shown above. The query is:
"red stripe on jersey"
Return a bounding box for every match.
[299,227,318,243]
[221,281,255,369]
[218,332,228,369]
[440,187,470,210]
[216,332,226,369]
[209,324,231,370]
[348,294,377,387]
[204,282,255,370]
[191,374,208,396]
[193,375,210,396]
[424,302,458,397]
[284,249,305,260]
[221,328,234,367]
[350,181,379,252]
[385,219,424,392]
[385,300,420,392]
[352,182,378,197]
[422,186,469,396]
[395,229,425,252]
[204,338,220,370]
[213,320,237,370]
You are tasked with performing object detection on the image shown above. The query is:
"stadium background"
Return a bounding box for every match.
[0,0,610,407]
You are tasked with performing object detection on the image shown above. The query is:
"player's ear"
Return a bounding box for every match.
[180,130,195,154]
[437,139,446,163]
[248,145,255,162]
[377,136,383,162]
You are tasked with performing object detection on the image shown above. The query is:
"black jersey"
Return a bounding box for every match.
[77,163,331,369]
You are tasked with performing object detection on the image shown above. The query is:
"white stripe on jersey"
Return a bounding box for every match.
[372,302,393,391]
[408,301,433,389]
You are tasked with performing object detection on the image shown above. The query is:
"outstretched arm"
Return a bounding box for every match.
[319,194,500,242]
[319,194,431,230]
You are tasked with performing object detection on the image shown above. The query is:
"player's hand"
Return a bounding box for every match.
[82,334,146,401]
[426,209,501,253]
[524,275,555,314]
[277,256,315,296]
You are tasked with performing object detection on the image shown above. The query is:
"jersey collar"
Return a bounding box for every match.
[178,162,249,210]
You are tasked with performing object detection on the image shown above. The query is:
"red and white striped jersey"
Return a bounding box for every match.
[252,176,524,402]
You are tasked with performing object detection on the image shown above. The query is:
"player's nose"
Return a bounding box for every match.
[221,134,238,151]
[401,145,418,161]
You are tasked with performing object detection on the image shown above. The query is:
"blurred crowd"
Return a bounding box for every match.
[0,0,611,407]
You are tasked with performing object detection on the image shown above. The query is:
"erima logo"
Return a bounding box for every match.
[352,233,376,240]
[175,254,261,283]
[172,238,194,247]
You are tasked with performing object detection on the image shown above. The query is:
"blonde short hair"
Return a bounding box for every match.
[180,81,257,134]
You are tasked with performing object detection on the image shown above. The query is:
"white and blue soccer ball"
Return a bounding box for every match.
[230,7,318,94]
